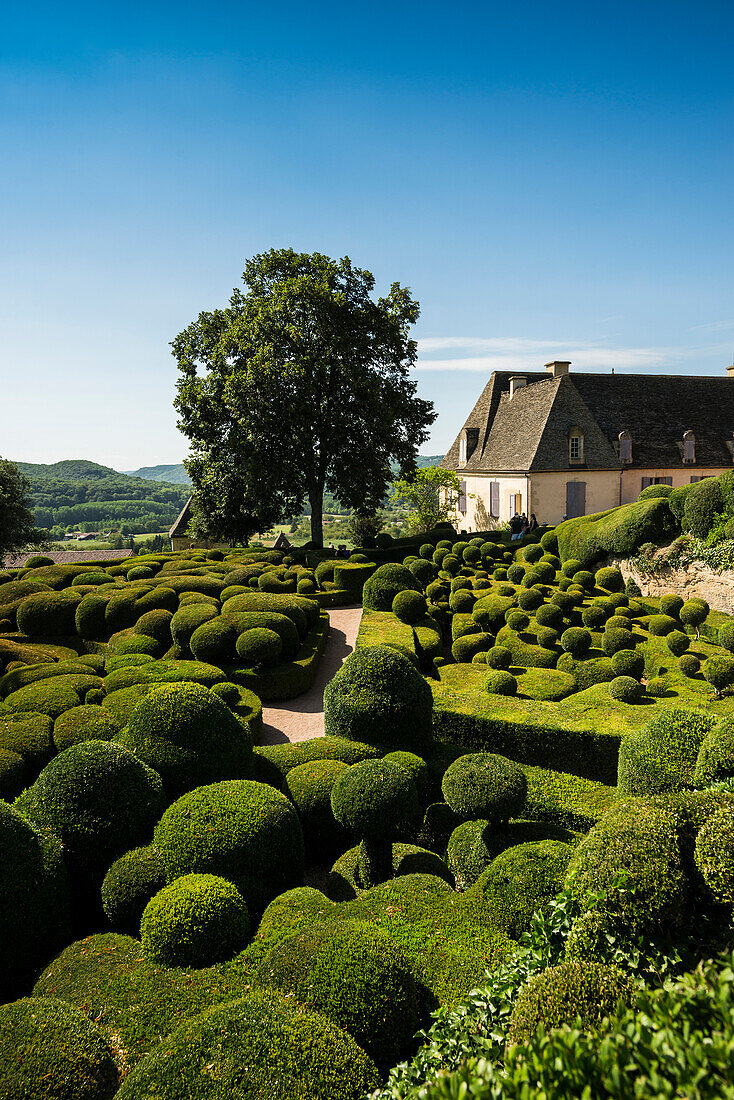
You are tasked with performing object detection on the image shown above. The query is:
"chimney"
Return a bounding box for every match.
[509,375,527,399]
[545,360,571,378]
[727,364,734,379]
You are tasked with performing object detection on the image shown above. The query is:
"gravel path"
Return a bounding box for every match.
[260,605,363,745]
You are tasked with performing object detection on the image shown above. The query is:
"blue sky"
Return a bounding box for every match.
[1,1,732,469]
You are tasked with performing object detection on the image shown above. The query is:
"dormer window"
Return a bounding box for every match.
[619,430,632,464]
[569,429,584,463]
[683,430,695,464]
[459,437,467,464]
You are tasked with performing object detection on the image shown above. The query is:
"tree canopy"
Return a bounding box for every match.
[172,249,435,546]
[0,459,48,564]
[391,465,462,534]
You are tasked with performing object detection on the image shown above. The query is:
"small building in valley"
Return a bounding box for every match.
[441,360,734,529]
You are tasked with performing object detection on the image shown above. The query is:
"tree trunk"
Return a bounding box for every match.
[358,838,393,888]
[309,486,324,548]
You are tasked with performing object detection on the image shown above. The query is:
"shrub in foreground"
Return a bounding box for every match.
[466,840,573,938]
[141,873,250,967]
[507,959,635,1045]
[617,707,715,796]
[101,845,167,935]
[441,753,527,823]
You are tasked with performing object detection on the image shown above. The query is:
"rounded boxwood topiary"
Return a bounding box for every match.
[703,655,734,697]
[608,675,643,703]
[101,844,167,935]
[485,670,518,695]
[330,759,421,885]
[536,626,559,649]
[561,558,581,578]
[602,626,635,656]
[141,873,250,967]
[507,960,634,1045]
[382,750,430,801]
[666,629,690,656]
[522,544,544,564]
[452,631,493,663]
[0,997,118,1100]
[17,740,164,891]
[679,597,709,637]
[323,645,433,751]
[694,803,734,903]
[449,588,474,614]
[235,626,283,666]
[611,649,645,679]
[17,591,83,636]
[486,645,512,670]
[362,564,421,612]
[256,920,419,1073]
[659,593,684,618]
[582,604,607,629]
[505,609,529,632]
[684,476,724,538]
[566,798,688,935]
[392,589,428,624]
[507,563,525,584]
[517,587,544,612]
[594,567,625,592]
[535,603,563,629]
[694,720,734,786]
[679,652,701,677]
[572,570,595,590]
[133,609,173,645]
[618,707,715,796]
[446,818,574,891]
[441,752,527,823]
[284,759,349,858]
[718,620,734,653]
[53,705,120,751]
[114,988,379,1100]
[0,802,70,1001]
[648,614,678,637]
[189,617,237,662]
[560,627,592,657]
[153,780,305,918]
[466,840,573,938]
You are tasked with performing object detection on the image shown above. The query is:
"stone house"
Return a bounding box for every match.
[440,361,734,529]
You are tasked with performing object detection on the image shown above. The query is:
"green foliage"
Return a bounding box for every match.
[486,645,511,670]
[0,458,49,564]
[466,840,573,938]
[173,249,434,546]
[695,804,734,903]
[153,779,305,917]
[18,590,83,635]
[141,873,250,967]
[594,566,624,591]
[323,644,433,750]
[17,740,163,896]
[611,648,645,678]
[101,845,167,935]
[392,466,463,535]
[556,498,676,567]
[680,597,710,635]
[446,818,574,891]
[685,476,725,538]
[618,707,716,796]
[363,562,421,611]
[331,758,421,841]
[507,958,635,1044]
[560,626,591,657]
[566,798,688,935]
[695,720,734,785]
[383,750,430,800]
[53,705,120,750]
[441,752,527,823]
[0,997,118,1100]
[393,588,428,624]
[257,920,420,1072]
[284,758,349,858]
[189,616,237,662]
[608,675,644,703]
[0,801,70,1000]
[235,625,283,664]
[115,989,379,1099]
[704,655,734,696]
[485,670,517,695]
[452,631,493,663]
[648,613,678,636]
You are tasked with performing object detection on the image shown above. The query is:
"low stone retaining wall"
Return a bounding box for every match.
[612,555,734,614]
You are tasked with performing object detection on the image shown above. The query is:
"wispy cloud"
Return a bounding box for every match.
[690,319,734,334]
[415,336,675,373]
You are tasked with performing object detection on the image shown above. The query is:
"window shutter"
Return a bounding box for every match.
[662,477,673,486]
[641,477,652,490]
[490,481,500,517]
[458,480,467,513]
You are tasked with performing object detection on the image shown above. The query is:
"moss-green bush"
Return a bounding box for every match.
[52,705,120,751]
[382,750,430,801]
[392,589,427,624]
[362,563,421,611]
[117,682,252,800]
[611,649,645,679]
[189,616,237,662]
[17,590,83,636]
[284,759,349,858]
[169,603,218,652]
[153,780,305,918]
[256,920,419,1072]
[680,597,710,637]
[0,801,70,1000]
[133,608,173,645]
[618,707,715,796]
[465,839,573,938]
[446,818,574,891]
[452,631,493,663]
[684,476,724,538]
[602,625,635,656]
[0,997,118,1100]
[485,670,518,695]
[695,804,734,903]
[114,989,379,1100]
[141,873,250,968]
[507,959,635,1044]
[694,720,734,786]
[560,626,592,657]
[17,740,164,893]
[442,752,527,823]
[5,673,102,719]
[594,567,624,592]
[235,626,283,665]
[323,645,433,750]
[327,844,453,900]
[608,675,644,703]
[101,845,167,935]
[703,655,734,696]
[486,645,511,670]
[556,498,676,567]
[566,798,688,935]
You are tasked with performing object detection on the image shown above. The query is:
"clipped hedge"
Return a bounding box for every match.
[141,873,250,968]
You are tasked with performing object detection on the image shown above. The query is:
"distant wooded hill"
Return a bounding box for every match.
[16,460,190,534]
[125,455,445,487]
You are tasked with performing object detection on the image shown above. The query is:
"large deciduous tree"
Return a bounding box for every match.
[172,250,435,547]
[0,459,48,564]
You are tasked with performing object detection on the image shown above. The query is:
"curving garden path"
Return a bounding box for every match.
[260,605,363,745]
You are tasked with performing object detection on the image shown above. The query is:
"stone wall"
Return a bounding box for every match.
[612,554,734,614]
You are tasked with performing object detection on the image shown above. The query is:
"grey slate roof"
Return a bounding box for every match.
[442,370,734,473]
[169,496,193,538]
